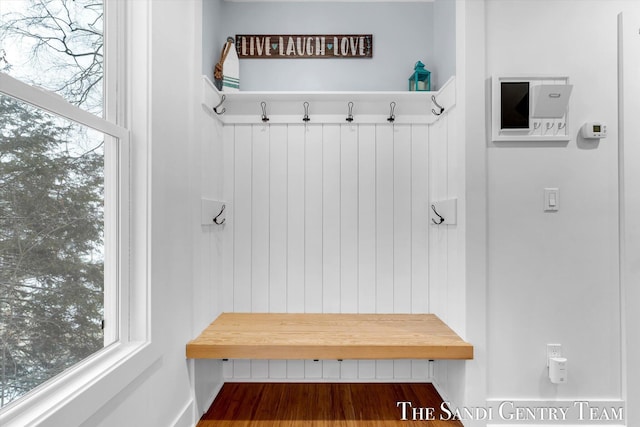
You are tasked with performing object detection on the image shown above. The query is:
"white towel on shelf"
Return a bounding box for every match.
[222,40,239,92]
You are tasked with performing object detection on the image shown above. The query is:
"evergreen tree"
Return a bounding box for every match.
[1,0,105,407]
[0,95,105,407]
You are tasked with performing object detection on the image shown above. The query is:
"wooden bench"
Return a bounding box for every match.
[186,313,473,360]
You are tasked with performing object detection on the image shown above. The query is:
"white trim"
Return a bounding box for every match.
[103,0,129,348]
[617,12,627,423]
[457,2,488,426]
[431,379,454,408]
[171,399,195,427]
[0,73,126,140]
[202,382,224,419]
[618,10,640,427]
[0,342,158,427]
[125,0,152,345]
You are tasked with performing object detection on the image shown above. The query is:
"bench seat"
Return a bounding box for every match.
[186,313,473,360]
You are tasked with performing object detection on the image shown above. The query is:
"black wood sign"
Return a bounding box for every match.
[235,34,373,59]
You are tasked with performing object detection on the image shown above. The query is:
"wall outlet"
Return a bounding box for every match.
[547,344,562,367]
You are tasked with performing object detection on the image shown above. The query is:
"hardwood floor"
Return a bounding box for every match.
[197,383,464,427]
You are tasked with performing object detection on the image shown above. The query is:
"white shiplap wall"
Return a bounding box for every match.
[218,119,453,380]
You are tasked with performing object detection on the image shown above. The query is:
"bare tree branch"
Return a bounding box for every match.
[0,0,103,111]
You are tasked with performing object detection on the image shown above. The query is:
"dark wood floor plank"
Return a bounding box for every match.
[197,383,464,427]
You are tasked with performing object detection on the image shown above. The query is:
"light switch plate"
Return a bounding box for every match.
[544,188,559,212]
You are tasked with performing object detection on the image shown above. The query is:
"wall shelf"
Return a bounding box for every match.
[202,75,456,125]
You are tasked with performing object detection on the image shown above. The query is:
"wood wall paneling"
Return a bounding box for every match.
[323,125,341,313]
[269,125,288,313]
[287,125,306,313]
[305,125,324,313]
[358,125,377,314]
[222,122,445,380]
[340,125,359,313]
[222,125,235,313]
[411,124,430,314]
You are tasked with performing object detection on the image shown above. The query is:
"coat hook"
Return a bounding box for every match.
[431,204,445,225]
[261,101,269,122]
[303,101,310,122]
[213,94,226,115]
[546,122,555,130]
[346,101,354,122]
[213,204,226,225]
[387,101,396,123]
[431,95,444,116]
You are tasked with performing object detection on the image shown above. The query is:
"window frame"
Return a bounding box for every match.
[0,0,154,425]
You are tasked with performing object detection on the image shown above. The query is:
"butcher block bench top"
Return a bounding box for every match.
[186,313,473,360]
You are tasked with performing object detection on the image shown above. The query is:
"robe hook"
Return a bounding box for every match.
[387,101,396,123]
[431,204,445,225]
[431,95,444,116]
[346,101,354,123]
[261,101,269,123]
[303,101,311,122]
[213,94,226,115]
[213,204,226,225]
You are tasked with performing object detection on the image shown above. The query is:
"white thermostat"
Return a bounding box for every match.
[581,122,607,139]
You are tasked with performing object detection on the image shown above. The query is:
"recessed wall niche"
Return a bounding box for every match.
[202,0,456,92]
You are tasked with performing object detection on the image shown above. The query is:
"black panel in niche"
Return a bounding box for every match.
[500,82,530,129]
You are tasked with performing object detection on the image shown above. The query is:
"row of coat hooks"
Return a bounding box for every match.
[212,95,446,122]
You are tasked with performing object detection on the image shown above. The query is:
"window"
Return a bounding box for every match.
[0,0,141,419]
[0,0,104,114]
[0,93,116,408]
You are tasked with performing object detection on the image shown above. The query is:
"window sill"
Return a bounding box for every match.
[0,340,159,427]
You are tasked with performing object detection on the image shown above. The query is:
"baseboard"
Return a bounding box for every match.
[179,382,223,427]
[171,398,195,427]
[202,381,223,416]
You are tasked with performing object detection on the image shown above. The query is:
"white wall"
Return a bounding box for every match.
[216,1,435,91]
[457,0,488,425]
[202,0,223,82]
[484,0,637,412]
[432,0,456,90]
[78,1,224,425]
